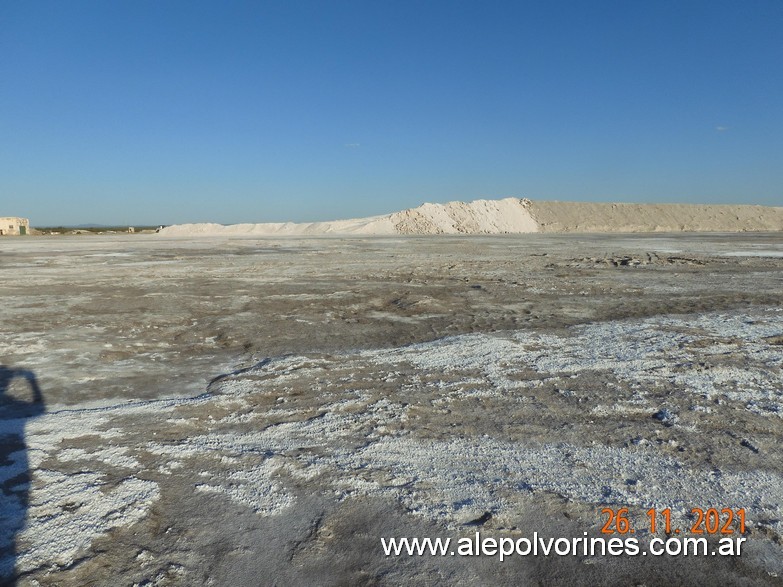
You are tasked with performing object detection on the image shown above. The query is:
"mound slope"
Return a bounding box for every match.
[159,198,783,236]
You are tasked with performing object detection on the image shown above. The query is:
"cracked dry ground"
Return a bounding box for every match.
[1,232,783,586]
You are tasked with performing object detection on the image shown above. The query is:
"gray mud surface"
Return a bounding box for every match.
[1,233,782,586]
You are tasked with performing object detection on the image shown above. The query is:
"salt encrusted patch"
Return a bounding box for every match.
[335,437,783,526]
[0,335,48,357]
[4,308,783,579]
[17,473,159,572]
[24,414,121,453]
[369,308,783,407]
[143,308,782,526]
[195,457,293,515]
[4,412,162,576]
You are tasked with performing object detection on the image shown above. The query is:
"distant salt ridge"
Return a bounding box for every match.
[158,214,396,236]
[158,198,783,236]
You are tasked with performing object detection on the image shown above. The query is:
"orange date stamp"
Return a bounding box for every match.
[600,507,746,535]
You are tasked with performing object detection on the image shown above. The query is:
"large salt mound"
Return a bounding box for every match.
[528,201,783,233]
[159,198,783,236]
[389,197,539,234]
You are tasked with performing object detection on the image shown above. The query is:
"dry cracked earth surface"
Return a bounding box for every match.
[1,233,783,586]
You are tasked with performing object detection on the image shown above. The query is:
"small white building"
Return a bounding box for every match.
[0,217,30,236]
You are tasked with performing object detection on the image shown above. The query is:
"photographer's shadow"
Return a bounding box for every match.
[0,365,45,586]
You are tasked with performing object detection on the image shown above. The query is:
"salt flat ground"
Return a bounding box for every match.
[1,233,782,586]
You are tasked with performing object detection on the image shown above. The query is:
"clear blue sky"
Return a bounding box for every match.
[1,1,781,225]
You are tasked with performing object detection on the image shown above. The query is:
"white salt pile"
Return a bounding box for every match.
[389,197,539,234]
[158,198,783,236]
[530,201,783,233]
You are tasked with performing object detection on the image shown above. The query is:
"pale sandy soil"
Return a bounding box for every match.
[1,232,783,586]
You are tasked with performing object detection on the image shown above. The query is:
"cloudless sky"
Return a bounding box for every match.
[1,0,781,225]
